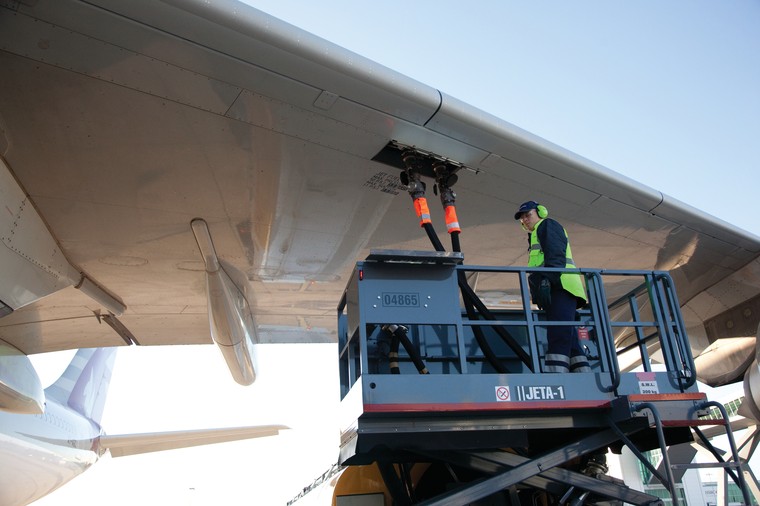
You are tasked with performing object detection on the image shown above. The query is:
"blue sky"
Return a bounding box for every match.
[247,1,760,237]
[33,2,760,505]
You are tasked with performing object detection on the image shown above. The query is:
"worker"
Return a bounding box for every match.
[514,200,591,373]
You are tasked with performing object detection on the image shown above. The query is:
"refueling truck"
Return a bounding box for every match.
[291,147,753,506]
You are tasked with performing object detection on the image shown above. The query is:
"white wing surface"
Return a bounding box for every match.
[1,0,758,387]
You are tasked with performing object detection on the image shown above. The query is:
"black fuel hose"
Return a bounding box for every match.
[389,329,400,374]
[422,222,445,252]
[423,223,509,372]
[458,272,533,370]
[382,325,429,374]
[462,286,508,373]
[434,224,533,371]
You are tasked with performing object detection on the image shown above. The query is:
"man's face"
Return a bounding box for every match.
[519,209,540,232]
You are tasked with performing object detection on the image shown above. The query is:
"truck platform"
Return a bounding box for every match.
[334,250,751,506]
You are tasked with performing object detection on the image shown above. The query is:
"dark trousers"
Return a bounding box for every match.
[545,288,584,358]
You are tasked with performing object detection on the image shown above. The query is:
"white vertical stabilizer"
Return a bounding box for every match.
[44,347,117,424]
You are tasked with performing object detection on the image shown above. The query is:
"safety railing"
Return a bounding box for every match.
[599,270,696,390]
[337,254,697,400]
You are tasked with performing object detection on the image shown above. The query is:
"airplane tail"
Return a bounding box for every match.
[44,348,117,425]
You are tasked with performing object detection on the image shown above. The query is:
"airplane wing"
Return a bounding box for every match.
[100,425,288,457]
[1,1,759,388]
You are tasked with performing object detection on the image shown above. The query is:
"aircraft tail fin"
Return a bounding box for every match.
[44,348,117,424]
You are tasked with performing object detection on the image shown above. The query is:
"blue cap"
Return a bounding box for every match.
[514,201,539,220]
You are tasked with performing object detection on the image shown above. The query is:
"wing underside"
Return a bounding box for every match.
[0,0,759,386]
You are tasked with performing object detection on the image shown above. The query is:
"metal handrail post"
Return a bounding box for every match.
[588,271,620,391]
[700,401,753,506]
[645,273,681,384]
[656,272,696,388]
[635,402,680,506]
[627,294,652,372]
[517,270,542,373]
[651,275,682,387]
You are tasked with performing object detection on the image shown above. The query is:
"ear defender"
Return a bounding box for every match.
[537,204,548,219]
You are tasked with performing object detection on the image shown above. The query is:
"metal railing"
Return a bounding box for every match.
[337,258,697,398]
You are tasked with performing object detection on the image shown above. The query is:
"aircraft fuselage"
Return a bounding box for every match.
[0,400,102,506]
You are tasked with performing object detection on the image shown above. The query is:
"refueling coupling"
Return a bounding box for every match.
[399,150,426,199]
[400,150,432,228]
[433,162,461,236]
[433,161,458,207]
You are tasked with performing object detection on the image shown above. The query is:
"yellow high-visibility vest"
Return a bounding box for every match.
[528,219,587,304]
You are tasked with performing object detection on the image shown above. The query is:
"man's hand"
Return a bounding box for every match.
[537,277,552,309]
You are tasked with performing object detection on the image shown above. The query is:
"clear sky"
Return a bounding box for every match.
[32,1,760,505]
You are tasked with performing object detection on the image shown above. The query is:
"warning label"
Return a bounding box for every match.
[363,172,406,195]
[638,381,659,394]
[636,372,659,394]
[495,386,511,402]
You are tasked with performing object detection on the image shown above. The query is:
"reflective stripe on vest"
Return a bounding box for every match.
[528,219,587,303]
